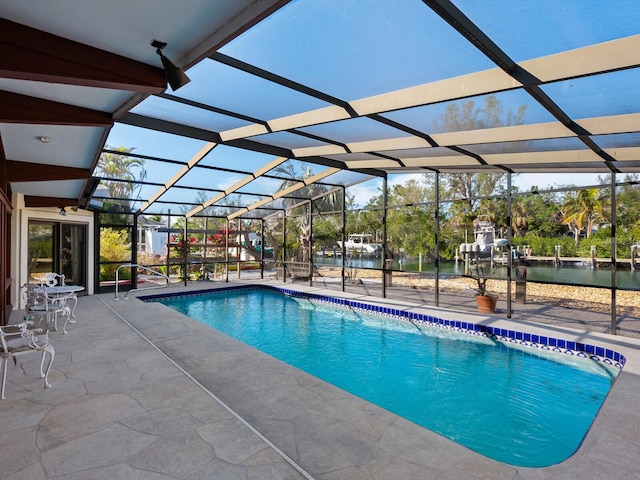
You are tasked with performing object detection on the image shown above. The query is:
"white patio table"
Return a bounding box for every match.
[35,285,84,319]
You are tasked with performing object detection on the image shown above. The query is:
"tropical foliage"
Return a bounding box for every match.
[99,228,131,281]
[561,188,609,245]
[97,146,146,208]
[348,173,640,262]
[100,92,640,272]
[97,147,148,282]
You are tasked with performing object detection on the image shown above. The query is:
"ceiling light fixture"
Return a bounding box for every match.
[151,40,191,91]
[37,136,52,143]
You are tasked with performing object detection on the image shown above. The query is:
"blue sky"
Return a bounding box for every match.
[105,0,637,209]
[106,120,606,208]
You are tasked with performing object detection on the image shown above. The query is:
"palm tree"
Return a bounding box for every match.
[511,196,529,238]
[97,146,147,211]
[562,188,608,245]
[273,164,342,211]
[271,163,342,262]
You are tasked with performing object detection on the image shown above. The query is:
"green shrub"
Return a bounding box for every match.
[99,228,131,281]
[512,234,575,257]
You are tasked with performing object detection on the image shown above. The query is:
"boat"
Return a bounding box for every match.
[459,216,508,259]
[337,234,383,258]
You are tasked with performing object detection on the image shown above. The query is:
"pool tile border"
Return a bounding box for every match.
[141,285,626,371]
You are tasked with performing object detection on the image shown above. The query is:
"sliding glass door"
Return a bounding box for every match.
[28,221,86,288]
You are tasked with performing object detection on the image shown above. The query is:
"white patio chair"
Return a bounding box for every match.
[0,319,54,400]
[22,283,72,334]
[40,273,78,318]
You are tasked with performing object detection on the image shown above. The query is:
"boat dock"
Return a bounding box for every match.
[525,256,637,268]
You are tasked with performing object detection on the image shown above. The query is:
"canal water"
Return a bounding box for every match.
[314,256,640,290]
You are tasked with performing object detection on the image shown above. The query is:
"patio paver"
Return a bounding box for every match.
[1,279,639,479]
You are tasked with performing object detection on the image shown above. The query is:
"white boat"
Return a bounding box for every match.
[459,216,508,258]
[337,234,383,258]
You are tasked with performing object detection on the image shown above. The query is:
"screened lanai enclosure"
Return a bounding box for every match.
[96,166,640,336]
[62,0,640,337]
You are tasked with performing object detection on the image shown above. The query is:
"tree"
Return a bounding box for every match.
[562,188,609,245]
[602,174,640,231]
[511,190,563,238]
[435,95,526,133]
[273,163,341,211]
[99,228,131,281]
[386,179,435,257]
[440,172,507,223]
[357,195,384,240]
[430,95,526,232]
[97,146,147,212]
[270,163,343,261]
[312,213,341,251]
[96,146,147,226]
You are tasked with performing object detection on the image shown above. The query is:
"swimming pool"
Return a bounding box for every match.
[145,286,624,467]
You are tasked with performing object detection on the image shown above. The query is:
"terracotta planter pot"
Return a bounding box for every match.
[475,294,497,313]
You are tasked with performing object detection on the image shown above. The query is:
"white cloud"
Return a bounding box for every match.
[513,173,602,191]
[347,180,382,208]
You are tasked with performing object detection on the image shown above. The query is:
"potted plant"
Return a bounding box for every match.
[472,265,498,313]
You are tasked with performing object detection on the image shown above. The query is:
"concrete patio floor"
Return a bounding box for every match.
[1,279,640,479]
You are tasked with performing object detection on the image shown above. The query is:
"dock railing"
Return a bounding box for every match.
[115,264,170,300]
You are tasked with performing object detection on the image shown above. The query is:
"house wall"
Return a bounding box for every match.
[12,193,95,310]
[146,229,168,256]
[1,188,12,326]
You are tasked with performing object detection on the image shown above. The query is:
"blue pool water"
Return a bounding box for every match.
[154,287,618,467]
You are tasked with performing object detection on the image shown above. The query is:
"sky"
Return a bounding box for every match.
[348,172,605,208]
[104,0,638,211]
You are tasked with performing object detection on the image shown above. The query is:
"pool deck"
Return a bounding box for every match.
[1,278,640,479]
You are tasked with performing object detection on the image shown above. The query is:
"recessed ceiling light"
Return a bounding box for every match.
[37,136,52,143]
